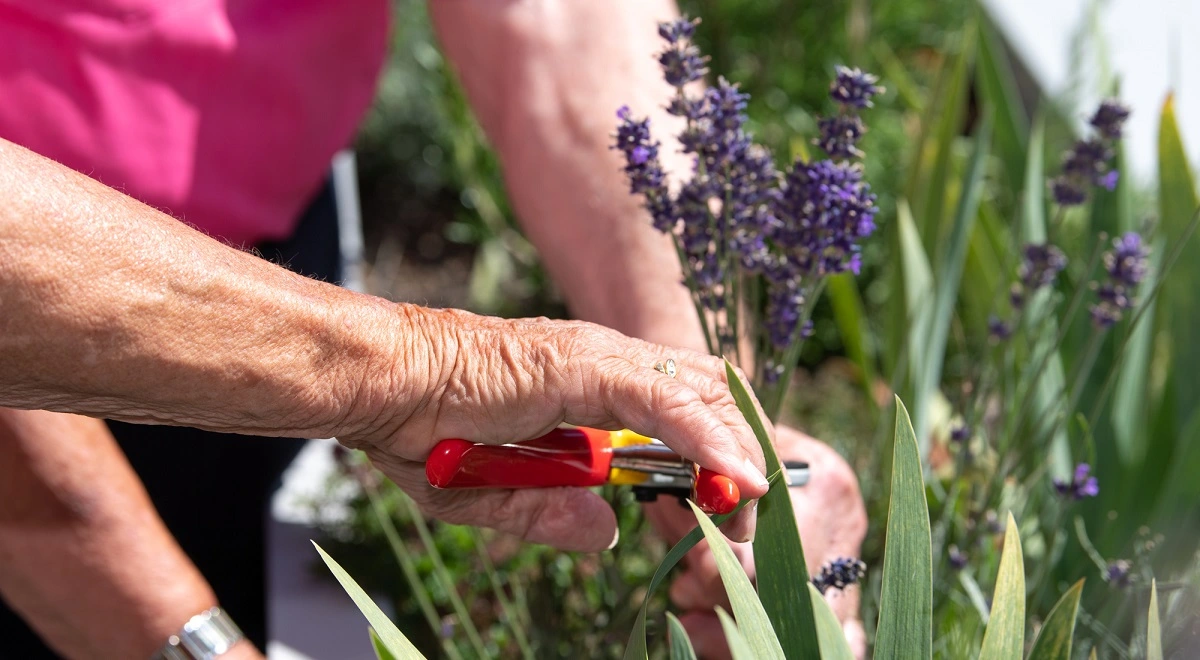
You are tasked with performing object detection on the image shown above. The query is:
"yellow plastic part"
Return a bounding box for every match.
[607,429,654,485]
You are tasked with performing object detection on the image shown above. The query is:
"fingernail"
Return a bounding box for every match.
[744,503,759,542]
[743,457,769,491]
[607,526,620,551]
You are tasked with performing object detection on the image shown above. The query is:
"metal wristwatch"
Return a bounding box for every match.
[152,607,244,660]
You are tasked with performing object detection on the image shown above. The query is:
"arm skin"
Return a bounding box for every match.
[0,409,261,660]
[0,136,770,551]
[427,1,867,656]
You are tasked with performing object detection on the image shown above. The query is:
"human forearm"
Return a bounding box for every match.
[0,137,427,440]
[430,0,706,351]
[0,409,260,659]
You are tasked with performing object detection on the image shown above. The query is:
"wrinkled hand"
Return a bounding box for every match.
[349,308,771,552]
[644,426,867,659]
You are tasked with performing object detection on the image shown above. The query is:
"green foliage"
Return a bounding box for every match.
[978,514,1024,660]
[809,583,857,660]
[665,612,697,660]
[875,398,933,660]
[313,543,426,660]
[726,361,820,658]
[1027,580,1083,660]
[329,1,1200,658]
[686,500,786,658]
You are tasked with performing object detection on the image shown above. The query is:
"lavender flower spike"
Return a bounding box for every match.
[1090,99,1132,141]
[812,557,867,594]
[1050,99,1130,206]
[1054,463,1099,500]
[829,66,884,109]
[1090,231,1150,327]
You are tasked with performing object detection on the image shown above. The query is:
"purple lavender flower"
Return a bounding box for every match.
[988,315,1012,341]
[656,17,707,88]
[812,557,867,594]
[1090,99,1132,141]
[948,545,968,570]
[613,106,675,233]
[1104,559,1132,588]
[1050,99,1130,206]
[775,159,878,277]
[829,67,883,109]
[1019,244,1068,289]
[1054,463,1100,500]
[815,114,866,160]
[1090,232,1149,327]
[657,16,698,44]
[765,281,805,350]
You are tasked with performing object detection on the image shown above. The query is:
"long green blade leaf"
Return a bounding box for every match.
[1027,579,1084,660]
[914,114,994,451]
[622,499,753,660]
[979,514,1025,660]
[1158,94,1200,421]
[874,397,933,659]
[666,612,698,660]
[809,583,855,660]
[899,198,934,401]
[687,500,785,659]
[828,273,878,413]
[726,360,820,658]
[1020,112,1071,476]
[716,607,756,660]
[371,628,400,660]
[1147,580,1162,660]
[313,542,427,660]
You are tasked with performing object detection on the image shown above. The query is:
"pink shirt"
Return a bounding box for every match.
[0,0,390,245]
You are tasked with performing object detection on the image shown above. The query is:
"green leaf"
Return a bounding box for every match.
[1148,580,1162,660]
[913,113,993,452]
[666,612,698,660]
[809,583,855,660]
[622,499,753,660]
[371,628,400,660]
[898,198,934,400]
[827,273,878,413]
[911,19,976,254]
[716,607,756,660]
[978,14,1029,185]
[312,542,427,660]
[1158,94,1200,423]
[1111,237,1163,467]
[1020,112,1071,477]
[726,360,820,659]
[979,514,1025,660]
[874,397,933,660]
[687,500,785,659]
[1027,580,1084,660]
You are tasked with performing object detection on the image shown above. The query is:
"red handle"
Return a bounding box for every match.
[426,427,614,489]
[694,468,740,515]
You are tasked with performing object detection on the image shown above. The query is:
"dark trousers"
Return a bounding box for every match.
[0,179,344,657]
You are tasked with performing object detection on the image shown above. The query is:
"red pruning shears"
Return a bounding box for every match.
[425,427,745,514]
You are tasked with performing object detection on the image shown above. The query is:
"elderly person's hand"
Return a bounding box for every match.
[0,138,769,555]
[644,426,867,659]
[349,309,771,552]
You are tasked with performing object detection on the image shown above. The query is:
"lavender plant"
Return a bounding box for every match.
[614,16,882,419]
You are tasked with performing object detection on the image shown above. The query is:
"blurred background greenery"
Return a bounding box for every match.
[315,0,1200,657]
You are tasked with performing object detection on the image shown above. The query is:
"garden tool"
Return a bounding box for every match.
[425,426,810,515]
